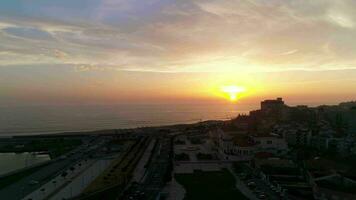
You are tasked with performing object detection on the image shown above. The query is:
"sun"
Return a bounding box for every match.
[221,85,246,102]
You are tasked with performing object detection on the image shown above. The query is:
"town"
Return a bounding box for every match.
[1,98,356,200]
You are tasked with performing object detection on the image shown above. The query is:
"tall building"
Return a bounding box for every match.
[260,97,285,112]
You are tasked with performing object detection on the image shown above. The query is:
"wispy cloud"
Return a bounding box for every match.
[0,0,355,73]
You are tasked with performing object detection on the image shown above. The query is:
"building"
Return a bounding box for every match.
[260,97,285,113]
[252,133,288,155]
[311,135,330,151]
[328,136,356,156]
[249,98,290,132]
[313,174,356,200]
[231,135,255,159]
[209,129,255,160]
[274,124,312,147]
[311,132,356,156]
[218,131,234,154]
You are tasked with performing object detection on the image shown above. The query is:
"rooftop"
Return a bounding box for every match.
[233,136,254,147]
[316,176,356,194]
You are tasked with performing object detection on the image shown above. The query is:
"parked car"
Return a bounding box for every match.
[247,181,256,188]
[28,180,39,185]
[258,193,267,199]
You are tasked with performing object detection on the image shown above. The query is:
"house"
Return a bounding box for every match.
[274,123,312,147]
[208,129,255,160]
[311,133,356,156]
[231,135,255,159]
[252,133,288,155]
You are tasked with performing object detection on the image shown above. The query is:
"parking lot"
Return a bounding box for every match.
[233,163,282,200]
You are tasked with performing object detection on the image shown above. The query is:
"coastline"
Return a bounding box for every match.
[0,117,230,137]
[0,103,249,137]
[0,119,225,138]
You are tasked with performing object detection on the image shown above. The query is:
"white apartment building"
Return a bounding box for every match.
[253,134,288,155]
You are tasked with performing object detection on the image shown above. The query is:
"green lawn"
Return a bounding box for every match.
[175,169,248,200]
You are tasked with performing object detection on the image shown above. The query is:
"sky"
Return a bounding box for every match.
[1,0,356,106]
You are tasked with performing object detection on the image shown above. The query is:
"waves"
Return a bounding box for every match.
[0,103,253,135]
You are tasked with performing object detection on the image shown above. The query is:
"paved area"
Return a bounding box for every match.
[174,136,196,161]
[227,166,258,200]
[246,176,281,200]
[171,135,256,200]
[0,138,104,200]
[174,136,227,173]
[175,163,222,174]
[0,156,79,200]
[174,136,221,162]
[21,157,112,200]
[162,178,185,200]
[22,159,96,200]
[48,159,112,200]
[228,163,281,200]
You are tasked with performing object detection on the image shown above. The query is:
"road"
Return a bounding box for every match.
[120,136,172,200]
[227,166,258,200]
[0,157,78,200]
[0,138,103,200]
[47,159,111,200]
[132,138,156,183]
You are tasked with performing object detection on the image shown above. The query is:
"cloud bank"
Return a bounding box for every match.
[0,0,356,72]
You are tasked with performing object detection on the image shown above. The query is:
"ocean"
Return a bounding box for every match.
[0,103,257,136]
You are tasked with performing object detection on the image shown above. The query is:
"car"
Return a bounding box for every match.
[271,187,278,192]
[238,173,246,177]
[253,188,262,194]
[258,194,267,199]
[247,181,256,188]
[239,175,247,180]
[61,172,68,177]
[28,180,39,185]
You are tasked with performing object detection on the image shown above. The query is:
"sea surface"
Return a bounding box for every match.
[0,103,257,136]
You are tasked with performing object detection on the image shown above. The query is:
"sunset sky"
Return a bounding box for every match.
[1,0,356,106]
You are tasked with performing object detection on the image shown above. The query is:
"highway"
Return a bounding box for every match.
[0,138,103,200]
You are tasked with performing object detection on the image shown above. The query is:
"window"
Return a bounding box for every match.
[243,150,248,155]
[267,140,272,144]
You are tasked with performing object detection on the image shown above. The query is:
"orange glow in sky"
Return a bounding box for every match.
[221,85,246,102]
[1,1,356,106]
